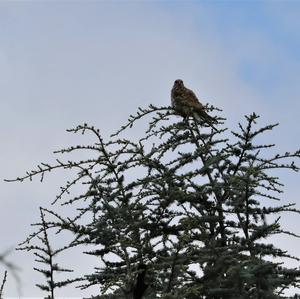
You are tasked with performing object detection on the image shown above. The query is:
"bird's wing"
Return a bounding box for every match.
[184,88,204,110]
[184,88,216,123]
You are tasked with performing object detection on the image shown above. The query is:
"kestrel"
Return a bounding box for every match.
[171,79,216,126]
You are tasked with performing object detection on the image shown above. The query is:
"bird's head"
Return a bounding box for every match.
[174,79,184,88]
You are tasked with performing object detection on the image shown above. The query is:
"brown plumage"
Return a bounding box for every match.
[171,79,216,125]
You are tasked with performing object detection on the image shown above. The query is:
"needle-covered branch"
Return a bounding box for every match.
[0,271,7,299]
[11,105,300,298]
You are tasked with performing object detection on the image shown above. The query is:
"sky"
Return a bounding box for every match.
[1,0,300,297]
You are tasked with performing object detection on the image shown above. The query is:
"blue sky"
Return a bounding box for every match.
[0,1,300,297]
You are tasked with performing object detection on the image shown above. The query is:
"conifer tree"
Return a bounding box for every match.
[8,104,300,298]
[17,207,80,298]
[0,250,19,294]
[0,271,7,299]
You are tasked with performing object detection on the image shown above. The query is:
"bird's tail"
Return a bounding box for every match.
[192,111,218,130]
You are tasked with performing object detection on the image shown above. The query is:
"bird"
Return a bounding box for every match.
[171,79,216,126]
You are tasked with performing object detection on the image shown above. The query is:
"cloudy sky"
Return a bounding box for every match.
[1,1,300,297]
